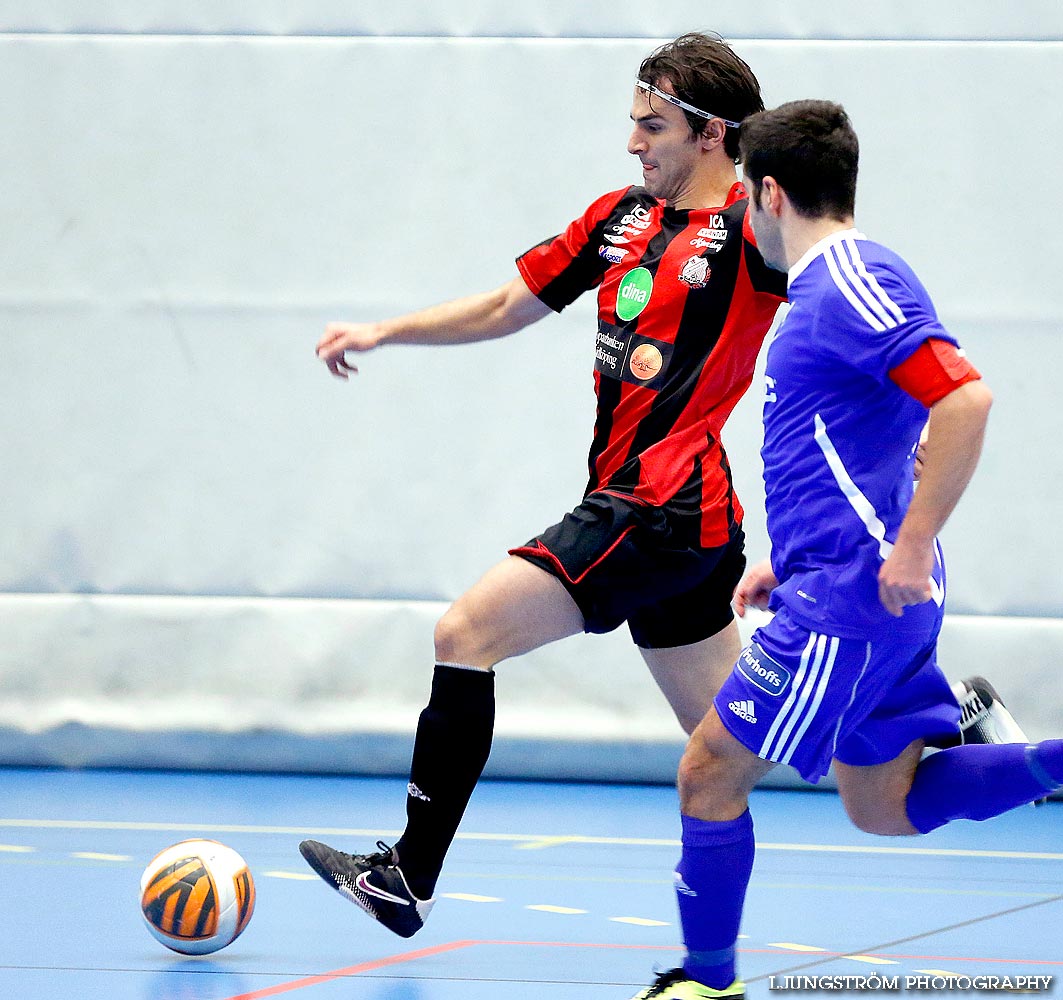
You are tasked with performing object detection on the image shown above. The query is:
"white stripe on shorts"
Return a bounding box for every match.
[831,640,872,756]
[779,635,840,766]
[759,631,839,765]
[760,632,821,761]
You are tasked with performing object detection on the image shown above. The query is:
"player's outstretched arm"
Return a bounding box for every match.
[879,379,993,616]
[733,559,779,617]
[316,275,552,379]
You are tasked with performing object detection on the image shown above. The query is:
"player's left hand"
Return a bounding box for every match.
[316,321,384,379]
[878,538,934,617]
[733,559,779,617]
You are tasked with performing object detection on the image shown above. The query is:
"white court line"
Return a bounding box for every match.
[0,820,1060,862]
[71,852,130,861]
[759,842,1063,861]
[526,904,588,914]
[0,819,409,837]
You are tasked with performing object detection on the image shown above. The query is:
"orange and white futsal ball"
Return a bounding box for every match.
[140,839,255,955]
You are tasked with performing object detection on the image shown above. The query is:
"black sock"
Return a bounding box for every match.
[394,663,495,898]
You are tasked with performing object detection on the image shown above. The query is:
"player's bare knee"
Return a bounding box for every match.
[434,605,480,664]
[676,746,714,806]
[433,602,498,668]
[677,738,735,816]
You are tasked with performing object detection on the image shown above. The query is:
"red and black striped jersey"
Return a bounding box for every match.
[516,181,787,547]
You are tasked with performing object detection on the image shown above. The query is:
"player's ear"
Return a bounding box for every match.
[762,176,785,216]
[700,118,726,150]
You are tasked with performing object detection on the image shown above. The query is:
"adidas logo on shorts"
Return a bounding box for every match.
[728,699,758,724]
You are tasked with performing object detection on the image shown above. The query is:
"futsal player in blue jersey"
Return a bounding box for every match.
[629,99,1063,1000]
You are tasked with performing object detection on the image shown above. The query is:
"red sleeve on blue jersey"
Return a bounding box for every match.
[888,338,982,406]
[516,187,633,312]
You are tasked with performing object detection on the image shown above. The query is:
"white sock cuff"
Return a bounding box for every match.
[435,660,494,675]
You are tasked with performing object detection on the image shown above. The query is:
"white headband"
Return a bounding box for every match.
[635,79,743,130]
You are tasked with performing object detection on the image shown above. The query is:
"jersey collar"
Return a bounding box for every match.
[788,227,865,286]
[661,180,748,220]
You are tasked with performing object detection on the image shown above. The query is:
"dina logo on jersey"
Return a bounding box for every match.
[678,255,711,289]
[737,642,790,697]
[616,267,653,321]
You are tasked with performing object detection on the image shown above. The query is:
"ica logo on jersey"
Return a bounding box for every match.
[603,204,653,246]
[698,217,728,238]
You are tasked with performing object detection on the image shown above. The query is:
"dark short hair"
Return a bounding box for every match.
[638,32,764,161]
[739,99,859,220]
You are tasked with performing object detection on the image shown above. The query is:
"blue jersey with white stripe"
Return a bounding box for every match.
[763,230,953,637]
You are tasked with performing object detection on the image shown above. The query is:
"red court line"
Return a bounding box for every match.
[221,939,1062,999]
[221,940,479,1000]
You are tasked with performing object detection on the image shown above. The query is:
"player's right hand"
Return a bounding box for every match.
[877,536,934,617]
[316,321,384,379]
[733,559,778,618]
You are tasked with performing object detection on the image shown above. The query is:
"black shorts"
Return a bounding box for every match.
[509,491,746,649]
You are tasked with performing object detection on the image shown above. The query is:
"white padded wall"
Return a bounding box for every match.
[3,5,1062,778]
[5,2,1063,40]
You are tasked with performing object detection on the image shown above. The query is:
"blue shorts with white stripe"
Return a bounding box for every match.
[714,603,960,783]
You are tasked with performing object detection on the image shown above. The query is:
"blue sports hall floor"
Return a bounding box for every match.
[1,768,1060,999]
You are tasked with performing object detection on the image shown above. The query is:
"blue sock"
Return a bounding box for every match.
[906,740,1063,834]
[675,810,755,989]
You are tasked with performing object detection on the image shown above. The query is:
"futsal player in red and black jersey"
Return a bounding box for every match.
[299,34,1025,943]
